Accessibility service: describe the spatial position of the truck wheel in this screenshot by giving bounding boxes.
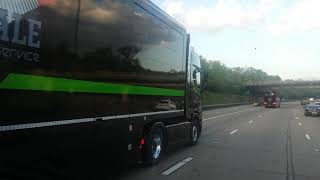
[189,121,200,145]
[143,127,164,165]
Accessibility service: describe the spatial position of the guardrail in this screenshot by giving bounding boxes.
[203,102,252,111]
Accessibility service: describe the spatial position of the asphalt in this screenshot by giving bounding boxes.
[111,102,320,180]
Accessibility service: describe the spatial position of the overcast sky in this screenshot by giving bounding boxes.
[151,0,320,80]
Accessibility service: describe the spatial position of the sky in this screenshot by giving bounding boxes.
[150,0,320,80]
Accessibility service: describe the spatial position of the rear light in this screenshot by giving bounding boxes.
[139,138,145,149]
[272,102,276,105]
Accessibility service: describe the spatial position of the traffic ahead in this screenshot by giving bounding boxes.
[105,102,320,180]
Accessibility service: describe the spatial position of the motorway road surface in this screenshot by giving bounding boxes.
[109,102,320,180]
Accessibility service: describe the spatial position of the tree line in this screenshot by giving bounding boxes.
[200,56,282,95]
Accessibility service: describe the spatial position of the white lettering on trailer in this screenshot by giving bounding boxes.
[12,13,27,46]
[28,18,41,48]
[0,46,40,62]
[0,9,41,49]
[0,9,9,42]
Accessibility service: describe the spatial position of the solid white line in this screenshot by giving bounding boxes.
[203,108,253,122]
[166,122,191,128]
[305,134,311,140]
[249,120,253,124]
[0,110,184,132]
[129,110,184,118]
[0,118,95,132]
[230,129,239,135]
[298,122,302,126]
[161,157,193,176]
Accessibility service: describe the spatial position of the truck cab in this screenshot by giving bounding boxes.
[186,46,207,141]
[264,92,281,108]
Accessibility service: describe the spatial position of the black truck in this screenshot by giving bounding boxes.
[0,0,206,178]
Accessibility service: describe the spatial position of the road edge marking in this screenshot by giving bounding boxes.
[204,108,254,122]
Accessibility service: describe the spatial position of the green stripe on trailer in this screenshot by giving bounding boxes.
[0,73,184,97]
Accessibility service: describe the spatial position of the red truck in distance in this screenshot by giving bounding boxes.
[264,92,281,108]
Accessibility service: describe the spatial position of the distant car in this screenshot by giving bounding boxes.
[304,103,320,116]
[301,99,309,105]
[155,100,177,111]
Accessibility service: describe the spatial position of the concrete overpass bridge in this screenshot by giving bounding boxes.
[246,80,320,89]
[245,80,320,101]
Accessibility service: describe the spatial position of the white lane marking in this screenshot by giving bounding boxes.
[258,115,262,118]
[161,157,193,176]
[230,129,239,135]
[314,149,319,152]
[305,134,311,140]
[295,117,299,120]
[298,122,302,126]
[204,108,253,121]
[0,110,184,132]
[248,120,253,124]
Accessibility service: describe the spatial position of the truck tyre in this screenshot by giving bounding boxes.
[189,121,200,145]
[143,127,164,165]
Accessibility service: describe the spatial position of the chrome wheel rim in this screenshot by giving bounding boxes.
[192,125,198,142]
[152,135,162,159]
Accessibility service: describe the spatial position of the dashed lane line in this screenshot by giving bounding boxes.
[249,120,253,124]
[305,134,311,140]
[161,157,193,176]
[230,129,239,135]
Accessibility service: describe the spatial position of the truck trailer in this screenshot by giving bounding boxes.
[0,0,206,178]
